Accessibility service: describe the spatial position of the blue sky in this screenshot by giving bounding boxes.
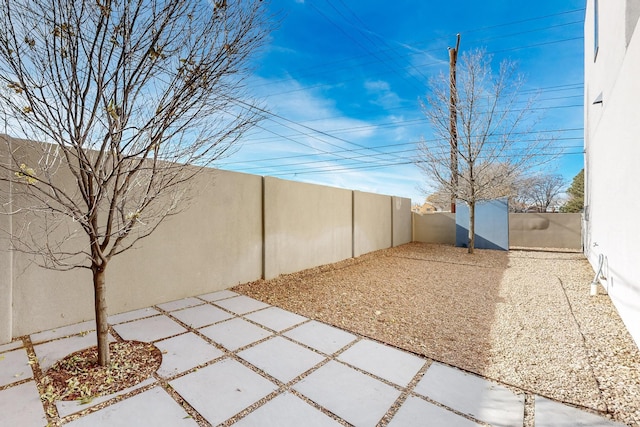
[218,0,586,204]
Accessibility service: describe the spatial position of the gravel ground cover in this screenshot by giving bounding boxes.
[234,242,640,426]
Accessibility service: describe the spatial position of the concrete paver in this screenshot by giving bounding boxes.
[338,339,425,387]
[30,320,95,344]
[56,378,156,418]
[284,320,357,355]
[294,360,402,427]
[232,392,342,427]
[0,340,23,352]
[0,348,33,387]
[198,289,239,302]
[64,386,196,427]
[0,294,625,427]
[112,315,186,342]
[213,295,270,315]
[415,362,524,427]
[170,358,277,426]
[170,304,234,328]
[108,307,160,325]
[535,396,627,427]
[243,306,307,331]
[156,297,204,312]
[0,381,47,426]
[34,333,114,371]
[155,332,224,378]
[387,396,482,427]
[238,336,325,383]
[199,317,272,351]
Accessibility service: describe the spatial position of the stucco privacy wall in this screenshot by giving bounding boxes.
[353,191,392,257]
[106,168,264,316]
[3,136,95,338]
[455,199,509,251]
[6,137,263,337]
[263,176,353,280]
[412,212,582,249]
[0,137,412,342]
[584,0,640,346]
[509,213,582,249]
[0,137,12,342]
[413,212,456,245]
[392,197,412,247]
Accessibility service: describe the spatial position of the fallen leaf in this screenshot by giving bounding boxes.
[77,395,94,405]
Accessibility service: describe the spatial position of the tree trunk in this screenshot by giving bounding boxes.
[92,265,110,366]
[468,201,475,254]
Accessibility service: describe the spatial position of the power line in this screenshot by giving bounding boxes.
[220,133,584,171]
[233,7,587,180]
[253,8,584,94]
[237,101,583,148]
[220,145,583,174]
[259,35,584,100]
[255,151,584,177]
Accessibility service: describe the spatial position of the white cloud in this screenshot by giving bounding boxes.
[218,75,424,203]
[364,80,390,92]
[363,79,403,109]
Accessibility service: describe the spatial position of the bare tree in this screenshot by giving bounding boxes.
[426,191,451,212]
[0,0,270,365]
[417,49,555,253]
[514,173,565,212]
[424,165,521,213]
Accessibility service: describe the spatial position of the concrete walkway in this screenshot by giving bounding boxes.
[0,291,625,426]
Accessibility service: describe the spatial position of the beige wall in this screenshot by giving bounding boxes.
[0,137,412,342]
[392,197,412,247]
[9,168,264,338]
[413,212,582,250]
[413,212,456,245]
[509,213,582,249]
[263,177,353,280]
[353,191,392,257]
[0,136,12,342]
[107,169,264,314]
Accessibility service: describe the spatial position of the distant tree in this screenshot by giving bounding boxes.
[426,167,518,212]
[417,49,555,253]
[426,191,451,211]
[561,169,584,213]
[0,0,270,366]
[515,173,565,212]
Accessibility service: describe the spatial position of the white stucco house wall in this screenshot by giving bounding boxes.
[584,0,640,347]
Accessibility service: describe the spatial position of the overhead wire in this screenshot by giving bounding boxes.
[258,35,584,99]
[220,135,585,172]
[250,8,585,93]
[220,6,586,178]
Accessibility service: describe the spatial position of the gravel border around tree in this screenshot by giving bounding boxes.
[234,242,640,426]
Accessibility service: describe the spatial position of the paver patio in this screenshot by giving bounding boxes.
[0,291,626,426]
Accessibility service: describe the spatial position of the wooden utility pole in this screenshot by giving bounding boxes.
[448,34,460,213]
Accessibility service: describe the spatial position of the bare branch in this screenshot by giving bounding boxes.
[417,48,562,251]
[0,0,271,365]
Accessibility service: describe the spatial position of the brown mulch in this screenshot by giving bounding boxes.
[234,242,640,426]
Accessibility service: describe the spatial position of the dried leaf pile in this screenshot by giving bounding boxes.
[40,341,161,403]
[234,242,640,426]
